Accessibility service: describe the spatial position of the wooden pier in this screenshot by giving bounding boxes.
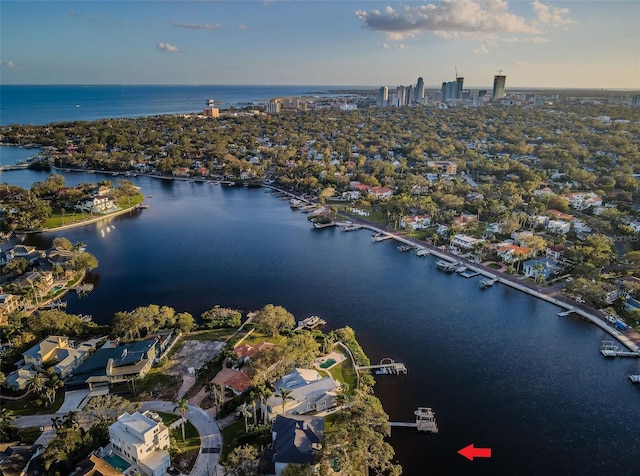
[390,407,438,433]
[357,358,407,375]
[341,224,362,232]
[415,248,430,257]
[295,315,327,331]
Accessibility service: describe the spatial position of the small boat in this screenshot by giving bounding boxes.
[207,98,215,106]
[397,245,414,252]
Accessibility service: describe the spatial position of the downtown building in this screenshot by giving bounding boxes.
[492,74,507,101]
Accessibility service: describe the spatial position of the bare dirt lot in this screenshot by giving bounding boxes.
[165,340,225,376]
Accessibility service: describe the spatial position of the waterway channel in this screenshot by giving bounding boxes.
[3,164,640,475]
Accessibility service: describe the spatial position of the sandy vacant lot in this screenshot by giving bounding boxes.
[165,340,225,376]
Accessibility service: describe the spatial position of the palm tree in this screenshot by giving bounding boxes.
[174,398,189,441]
[278,387,294,415]
[26,372,46,396]
[204,383,223,418]
[239,402,252,432]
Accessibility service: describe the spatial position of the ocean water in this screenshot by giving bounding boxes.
[0,84,368,126]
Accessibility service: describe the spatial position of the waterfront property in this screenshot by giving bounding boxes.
[265,368,340,420]
[65,338,157,390]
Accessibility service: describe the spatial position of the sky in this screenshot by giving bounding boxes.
[1,0,639,89]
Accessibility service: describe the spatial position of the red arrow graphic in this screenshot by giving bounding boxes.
[458,443,492,461]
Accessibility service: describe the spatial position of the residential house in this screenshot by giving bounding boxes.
[453,214,478,228]
[172,167,190,177]
[523,257,561,280]
[65,338,157,390]
[14,271,55,298]
[486,223,503,234]
[341,190,360,200]
[3,368,37,391]
[0,293,23,323]
[546,244,566,261]
[547,220,571,234]
[234,341,275,365]
[426,160,457,174]
[497,244,534,264]
[465,192,484,202]
[21,335,98,378]
[265,368,340,420]
[76,195,114,213]
[0,244,45,266]
[566,192,602,210]
[0,445,43,476]
[267,415,324,476]
[451,234,482,250]
[72,454,124,476]
[401,215,432,230]
[108,411,171,476]
[368,187,393,199]
[547,209,574,222]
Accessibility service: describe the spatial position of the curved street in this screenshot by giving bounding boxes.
[13,399,224,476]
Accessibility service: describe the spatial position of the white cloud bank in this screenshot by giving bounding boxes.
[173,22,221,30]
[356,0,576,52]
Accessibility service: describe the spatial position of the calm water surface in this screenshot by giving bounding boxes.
[3,170,639,475]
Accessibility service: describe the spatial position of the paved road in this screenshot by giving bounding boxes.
[140,401,223,476]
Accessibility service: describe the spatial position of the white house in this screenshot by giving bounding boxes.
[76,195,115,213]
[566,192,602,210]
[265,368,340,420]
[401,215,432,230]
[523,257,561,280]
[108,411,171,476]
[451,234,482,250]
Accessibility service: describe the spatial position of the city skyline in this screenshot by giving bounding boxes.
[1,1,639,89]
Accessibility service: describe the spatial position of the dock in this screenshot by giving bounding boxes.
[357,358,407,375]
[390,407,438,433]
[295,315,327,330]
[557,308,575,317]
[397,245,415,252]
[436,260,459,272]
[480,277,499,288]
[600,341,639,358]
[372,232,393,242]
[415,248,430,257]
[313,221,336,229]
[341,224,362,232]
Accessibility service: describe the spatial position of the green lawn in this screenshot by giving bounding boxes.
[219,418,270,464]
[329,353,357,395]
[186,328,239,342]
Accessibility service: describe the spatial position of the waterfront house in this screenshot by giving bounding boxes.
[401,215,432,230]
[497,244,534,264]
[65,338,157,390]
[451,234,482,251]
[523,258,561,281]
[265,415,324,476]
[234,341,275,365]
[21,334,99,378]
[14,271,55,298]
[0,244,45,266]
[265,368,339,420]
[546,244,566,261]
[108,411,171,476]
[75,195,115,214]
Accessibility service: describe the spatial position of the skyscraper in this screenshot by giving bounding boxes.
[415,77,425,103]
[492,74,507,101]
[456,76,464,99]
[377,86,388,107]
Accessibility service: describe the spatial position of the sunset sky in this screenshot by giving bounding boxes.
[1,1,638,89]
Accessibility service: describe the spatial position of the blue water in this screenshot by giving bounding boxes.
[2,87,640,475]
[4,173,639,476]
[0,84,367,126]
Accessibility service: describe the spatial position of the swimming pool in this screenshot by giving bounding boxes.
[102,452,132,472]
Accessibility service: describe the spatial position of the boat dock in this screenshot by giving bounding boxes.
[357,358,407,375]
[600,341,639,358]
[480,277,499,288]
[372,232,394,242]
[389,407,438,433]
[415,248,430,257]
[313,221,336,229]
[295,315,327,330]
[341,224,362,232]
[557,308,576,317]
[397,245,415,252]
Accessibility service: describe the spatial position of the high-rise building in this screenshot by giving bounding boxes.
[456,76,464,99]
[377,87,388,107]
[492,74,507,101]
[415,77,425,103]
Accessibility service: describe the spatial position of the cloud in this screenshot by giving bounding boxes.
[156,42,181,53]
[237,24,247,30]
[502,36,550,44]
[173,22,220,30]
[532,1,576,29]
[380,43,407,49]
[357,0,576,51]
[1,60,18,71]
